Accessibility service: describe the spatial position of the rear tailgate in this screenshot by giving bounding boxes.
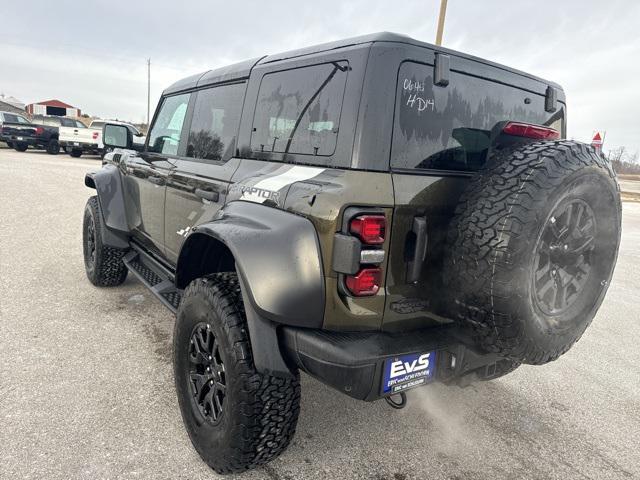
[1,123,39,140]
[59,126,100,145]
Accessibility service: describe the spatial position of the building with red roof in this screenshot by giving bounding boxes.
[26,99,81,117]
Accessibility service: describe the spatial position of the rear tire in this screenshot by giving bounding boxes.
[14,143,27,152]
[6,141,13,148]
[445,141,621,365]
[46,139,60,155]
[83,196,128,287]
[70,148,82,158]
[174,273,301,474]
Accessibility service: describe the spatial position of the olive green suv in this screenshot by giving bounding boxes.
[82,32,621,474]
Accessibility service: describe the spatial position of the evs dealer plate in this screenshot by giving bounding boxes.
[382,351,436,395]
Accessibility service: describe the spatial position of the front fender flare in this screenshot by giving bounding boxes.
[85,165,129,249]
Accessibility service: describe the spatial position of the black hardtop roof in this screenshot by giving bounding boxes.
[163,31,561,95]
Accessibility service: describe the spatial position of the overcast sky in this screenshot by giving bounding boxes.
[1,0,638,153]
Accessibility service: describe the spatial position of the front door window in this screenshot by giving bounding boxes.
[147,93,190,156]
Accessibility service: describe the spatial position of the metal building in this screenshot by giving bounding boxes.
[26,99,81,117]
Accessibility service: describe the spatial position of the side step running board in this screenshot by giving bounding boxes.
[122,247,183,313]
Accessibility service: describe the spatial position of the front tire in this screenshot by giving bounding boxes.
[14,143,27,152]
[83,196,128,286]
[174,273,301,474]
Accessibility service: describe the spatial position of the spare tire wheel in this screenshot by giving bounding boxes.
[445,141,621,365]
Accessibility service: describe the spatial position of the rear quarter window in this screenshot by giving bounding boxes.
[250,61,348,162]
[391,61,562,173]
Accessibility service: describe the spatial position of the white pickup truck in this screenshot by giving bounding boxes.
[89,120,145,156]
[37,115,102,158]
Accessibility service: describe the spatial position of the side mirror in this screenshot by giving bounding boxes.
[103,124,132,149]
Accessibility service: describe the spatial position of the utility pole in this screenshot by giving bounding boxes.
[147,58,151,128]
[435,0,448,46]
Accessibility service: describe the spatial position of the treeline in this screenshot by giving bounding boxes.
[606,147,640,175]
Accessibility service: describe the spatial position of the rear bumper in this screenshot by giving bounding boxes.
[280,326,504,401]
[6,136,43,147]
[60,140,99,151]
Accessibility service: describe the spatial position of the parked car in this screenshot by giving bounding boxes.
[0,110,31,148]
[1,113,60,153]
[89,119,145,156]
[81,32,621,474]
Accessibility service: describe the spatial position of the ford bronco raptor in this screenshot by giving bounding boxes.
[82,33,621,474]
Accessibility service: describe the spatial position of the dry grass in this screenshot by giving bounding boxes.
[618,174,640,181]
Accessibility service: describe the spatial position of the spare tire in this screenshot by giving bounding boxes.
[445,141,621,365]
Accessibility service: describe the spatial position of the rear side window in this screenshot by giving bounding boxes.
[251,61,348,158]
[41,117,61,126]
[391,61,557,172]
[186,83,245,162]
[4,113,28,124]
[60,118,76,127]
[148,93,190,155]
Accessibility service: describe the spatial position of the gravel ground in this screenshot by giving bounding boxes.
[1,149,639,480]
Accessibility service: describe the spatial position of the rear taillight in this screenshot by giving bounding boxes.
[502,122,560,140]
[349,215,386,245]
[35,126,44,135]
[345,267,381,296]
[92,132,99,140]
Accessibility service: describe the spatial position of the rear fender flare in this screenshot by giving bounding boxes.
[175,201,326,377]
[176,201,325,328]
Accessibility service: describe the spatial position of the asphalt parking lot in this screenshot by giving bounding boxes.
[1,148,639,480]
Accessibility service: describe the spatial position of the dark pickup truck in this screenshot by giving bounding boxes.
[1,113,60,154]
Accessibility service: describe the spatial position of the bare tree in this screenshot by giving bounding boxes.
[607,146,640,175]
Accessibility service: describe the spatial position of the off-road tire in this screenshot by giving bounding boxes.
[445,141,621,365]
[14,143,28,152]
[46,139,60,155]
[174,273,301,474]
[69,148,82,158]
[6,141,13,148]
[82,196,128,286]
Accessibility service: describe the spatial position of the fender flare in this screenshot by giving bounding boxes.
[85,165,129,249]
[176,201,326,377]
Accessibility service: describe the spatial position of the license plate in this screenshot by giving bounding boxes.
[382,351,436,395]
[73,142,80,146]
[17,136,23,140]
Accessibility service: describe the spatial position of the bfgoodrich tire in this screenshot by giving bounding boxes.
[82,196,128,287]
[174,273,301,474]
[445,141,621,365]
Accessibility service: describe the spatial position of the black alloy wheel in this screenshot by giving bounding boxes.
[85,211,97,273]
[532,199,596,316]
[188,322,226,424]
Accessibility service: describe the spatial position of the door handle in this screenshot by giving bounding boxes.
[406,216,428,284]
[148,176,165,186]
[195,188,219,202]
